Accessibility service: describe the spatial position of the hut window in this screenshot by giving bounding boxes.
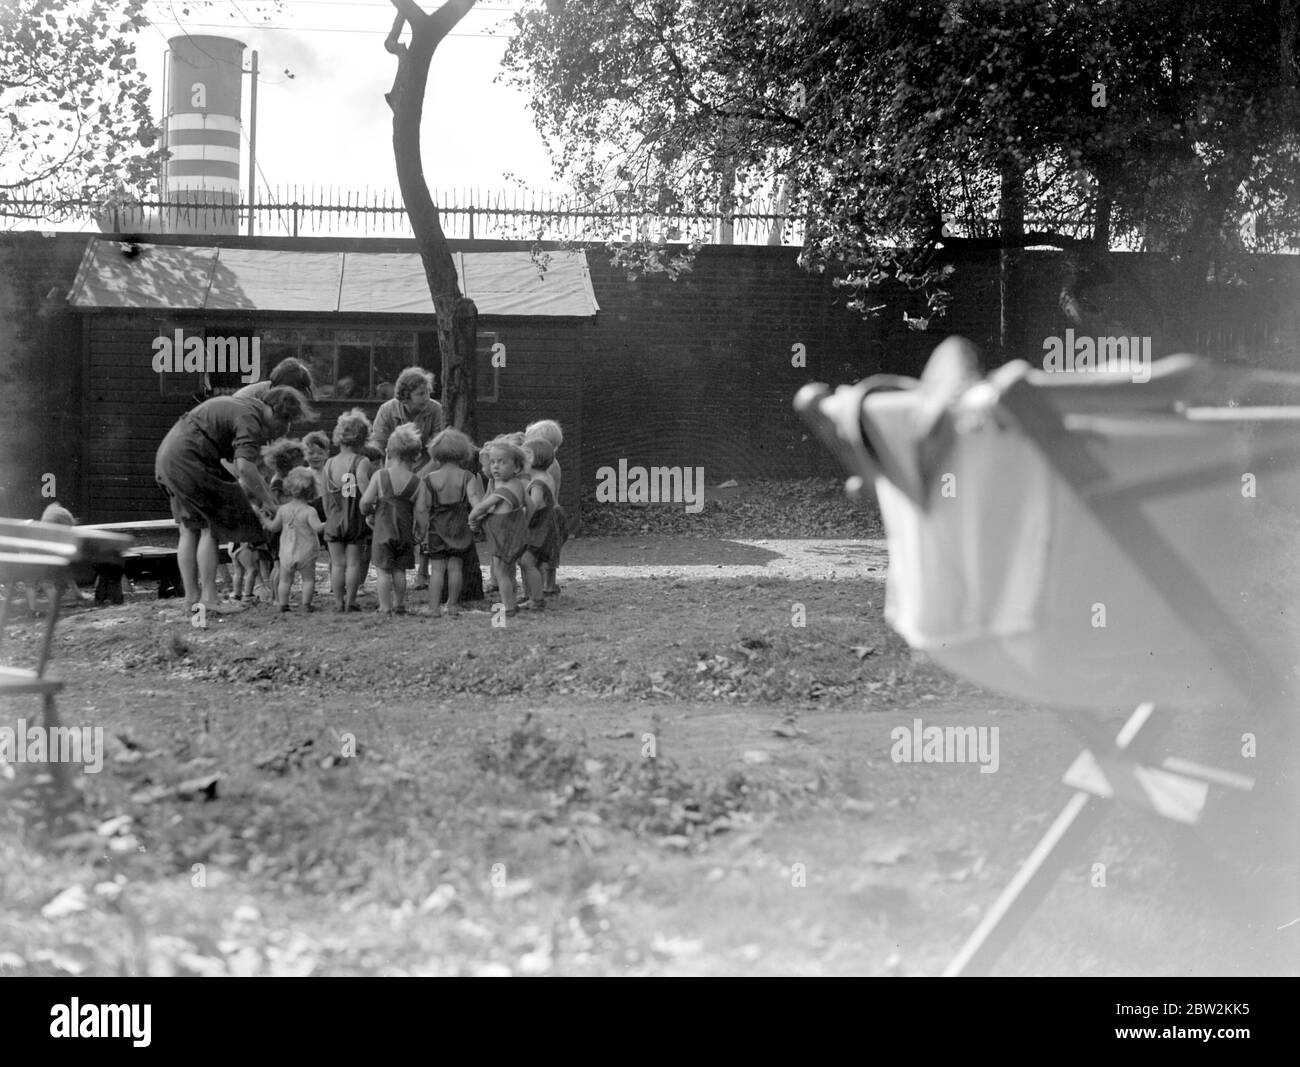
[252,327,418,399]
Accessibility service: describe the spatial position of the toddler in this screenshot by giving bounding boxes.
[414,428,482,618]
[360,422,421,615]
[26,503,89,614]
[468,439,529,616]
[259,466,325,611]
[525,419,567,595]
[303,431,331,522]
[518,437,561,611]
[323,409,374,612]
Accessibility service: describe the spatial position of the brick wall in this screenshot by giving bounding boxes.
[3,232,1298,522]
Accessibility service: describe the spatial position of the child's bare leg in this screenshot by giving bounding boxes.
[445,557,463,616]
[495,558,517,612]
[301,567,316,608]
[376,568,393,613]
[427,558,446,611]
[277,565,294,608]
[328,542,346,608]
[520,551,544,605]
[345,544,365,607]
[392,567,407,611]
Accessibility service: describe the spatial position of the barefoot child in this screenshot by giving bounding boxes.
[259,438,307,603]
[259,467,325,611]
[468,439,529,616]
[525,419,567,595]
[323,409,373,612]
[360,422,421,615]
[414,428,482,618]
[518,436,561,612]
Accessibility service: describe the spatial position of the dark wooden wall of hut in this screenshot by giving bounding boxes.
[79,311,584,522]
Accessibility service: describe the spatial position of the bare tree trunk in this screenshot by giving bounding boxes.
[386,0,484,603]
[998,160,1025,361]
[385,0,480,443]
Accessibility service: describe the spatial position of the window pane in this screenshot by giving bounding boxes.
[299,341,336,396]
[372,344,410,398]
[336,345,369,400]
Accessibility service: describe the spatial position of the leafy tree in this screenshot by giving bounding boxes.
[0,0,160,222]
[504,0,1300,355]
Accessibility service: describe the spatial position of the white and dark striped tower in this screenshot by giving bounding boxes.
[163,35,245,235]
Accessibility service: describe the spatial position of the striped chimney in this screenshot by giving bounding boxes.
[164,35,245,235]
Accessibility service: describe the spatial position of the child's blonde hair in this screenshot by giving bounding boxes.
[333,408,371,449]
[485,439,527,476]
[386,422,424,463]
[504,431,526,446]
[281,467,317,501]
[303,430,330,453]
[522,436,555,470]
[525,419,563,450]
[428,427,476,464]
[40,503,76,526]
[262,438,307,477]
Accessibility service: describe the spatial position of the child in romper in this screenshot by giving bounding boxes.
[414,428,482,618]
[323,409,374,612]
[468,439,529,616]
[259,467,325,611]
[525,419,567,596]
[518,436,561,612]
[360,422,421,615]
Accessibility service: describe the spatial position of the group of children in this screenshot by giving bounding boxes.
[233,412,567,617]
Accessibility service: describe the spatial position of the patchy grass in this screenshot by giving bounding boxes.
[1,559,1296,977]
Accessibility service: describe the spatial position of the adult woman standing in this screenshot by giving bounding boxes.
[155,386,316,614]
[368,366,444,459]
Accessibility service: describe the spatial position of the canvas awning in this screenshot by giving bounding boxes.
[67,240,600,317]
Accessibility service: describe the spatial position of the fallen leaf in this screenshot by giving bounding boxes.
[41,885,89,919]
[95,815,133,837]
[863,840,912,866]
[176,773,221,801]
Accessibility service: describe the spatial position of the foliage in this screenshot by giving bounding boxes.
[503,0,1300,327]
[0,0,160,221]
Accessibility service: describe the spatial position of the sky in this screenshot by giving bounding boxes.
[44,0,564,233]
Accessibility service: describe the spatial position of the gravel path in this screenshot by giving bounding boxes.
[558,536,889,581]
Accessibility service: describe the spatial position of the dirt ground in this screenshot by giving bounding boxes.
[1,533,1296,977]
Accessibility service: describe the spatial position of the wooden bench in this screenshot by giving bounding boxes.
[79,520,229,602]
[0,519,132,791]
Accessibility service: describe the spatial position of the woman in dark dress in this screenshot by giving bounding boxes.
[155,386,315,614]
[233,357,315,403]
